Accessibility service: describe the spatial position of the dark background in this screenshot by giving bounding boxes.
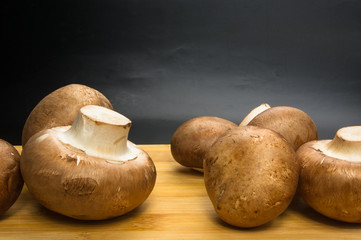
[3,0,361,145]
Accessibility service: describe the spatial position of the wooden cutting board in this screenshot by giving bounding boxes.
[1,145,360,239]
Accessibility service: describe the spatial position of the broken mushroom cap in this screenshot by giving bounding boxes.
[22,83,113,146]
[241,104,318,150]
[0,139,23,214]
[296,126,361,223]
[171,116,237,170]
[20,105,156,220]
[204,125,299,228]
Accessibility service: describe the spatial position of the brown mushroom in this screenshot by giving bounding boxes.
[240,104,318,150]
[20,105,156,220]
[0,139,23,214]
[296,126,361,223]
[22,84,113,146]
[204,125,299,228]
[171,116,237,171]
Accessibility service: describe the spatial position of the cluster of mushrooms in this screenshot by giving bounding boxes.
[0,83,360,227]
[171,103,360,227]
[1,84,156,220]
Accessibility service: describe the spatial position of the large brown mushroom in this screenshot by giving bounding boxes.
[171,116,237,171]
[20,105,156,220]
[296,126,361,223]
[204,125,299,228]
[0,139,23,214]
[22,84,113,146]
[240,104,318,150]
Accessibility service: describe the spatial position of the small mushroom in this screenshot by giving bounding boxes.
[0,139,23,214]
[296,126,361,223]
[171,116,237,171]
[20,105,156,220]
[240,104,318,150]
[204,125,299,228]
[22,84,113,146]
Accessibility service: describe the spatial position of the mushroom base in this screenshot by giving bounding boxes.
[21,128,156,220]
[297,141,361,223]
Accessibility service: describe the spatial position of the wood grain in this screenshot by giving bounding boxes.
[1,145,360,239]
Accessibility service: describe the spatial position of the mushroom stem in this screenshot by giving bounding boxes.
[323,126,361,163]
[59,105,137,161]
[240,103,271,126]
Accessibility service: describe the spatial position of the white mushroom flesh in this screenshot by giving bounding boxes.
[59,105,138,161]
[240,103,271,126]
[312,126,361,162]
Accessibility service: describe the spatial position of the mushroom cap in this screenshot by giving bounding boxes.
[204,125,299,228]
[296,126,361,223]
[22,84,113,146]
[247,106,318,150]
[0,139,23,214]
[171,116,237,169]
[20,127,156,220]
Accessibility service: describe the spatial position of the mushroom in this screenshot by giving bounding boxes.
[296,126,361,223]
[204,125,299,228]
[22,84,113,146]
[0,139,23,214]
[240,104,318,150]
[20,105,156,220]
[171,116,237,171]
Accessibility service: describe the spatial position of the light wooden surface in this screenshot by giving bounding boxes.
[1,145,360,239]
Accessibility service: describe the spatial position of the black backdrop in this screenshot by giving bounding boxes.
[4,0,361,145]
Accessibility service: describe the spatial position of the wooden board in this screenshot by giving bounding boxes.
[1,145,360,239]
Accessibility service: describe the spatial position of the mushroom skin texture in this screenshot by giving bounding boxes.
[171,116,237,170]
[22,84,113,146]
[240,105,318,150]
[20,105,156,220]
[204,126,299,228]
[0,139,23,214]
[296,126,361,223]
